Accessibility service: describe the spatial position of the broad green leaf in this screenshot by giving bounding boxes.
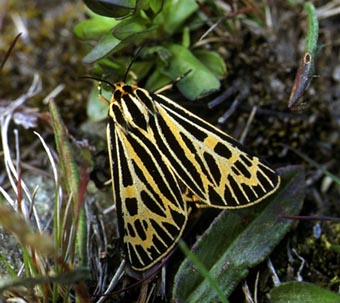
[178,240,229,303]
[162,44,220,100]
[73,17,118,40]
[83,0,136,18]
[145,68,172,92]
[155,0,203,34]
[112,16,148,40]
[82,30,120,63]
[173,166,305,303]
[109,25,158,55]
[126,60,153,81]
[94,56,127,74]
[269,282,340,303]
[193,50,227,79]
[149,0,164,14]
[87,83,111,122]
[88,19,157,59]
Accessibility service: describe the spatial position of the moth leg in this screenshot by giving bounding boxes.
[97,82,111,105]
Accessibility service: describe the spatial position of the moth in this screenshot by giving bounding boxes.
[99,81,280,272]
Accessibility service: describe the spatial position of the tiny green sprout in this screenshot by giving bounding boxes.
[288,2,319,111]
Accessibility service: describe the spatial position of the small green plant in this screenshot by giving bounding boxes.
[288,2,319,110]
[0,90,91,301]
[74,0,227,105]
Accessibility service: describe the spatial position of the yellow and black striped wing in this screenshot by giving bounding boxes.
[106,85,187,271]
[136,87,281,208]
[105,82,280,271]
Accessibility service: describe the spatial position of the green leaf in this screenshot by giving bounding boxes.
[82,30,120,63]
[193,50,227,79]
[83,19,157,63]
[73,16,118,40]
[269,282,340,303]
[83,0,136,18]
[149,0,164,14]
[178,240,229,303]
[304,2,319,56]
[110,25,158,55]
[49,100,88,266]
[155,0,203,34]
[145,68,172,92]
[87,83,111,122]
[112,16,148,40]
[173,166,305,303]
[126,60,153,81]
[162,44,221,100]
[288,2,319,110]
[49,100,80,208]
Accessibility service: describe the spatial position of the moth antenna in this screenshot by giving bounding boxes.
[123,46,144,82]
[80,76,115,89]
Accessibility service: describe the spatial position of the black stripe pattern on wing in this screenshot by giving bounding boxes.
[106,82,280,271]
[149,89,280,208]
[107,86,187,270]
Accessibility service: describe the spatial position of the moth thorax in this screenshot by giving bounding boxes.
[116,96,151,130]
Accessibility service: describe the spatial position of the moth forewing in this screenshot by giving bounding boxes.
[106,89,187,271]
[141,88,280,208]
[104,82,280,272]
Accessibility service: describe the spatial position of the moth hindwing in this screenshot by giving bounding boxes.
[103,82,280,271]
